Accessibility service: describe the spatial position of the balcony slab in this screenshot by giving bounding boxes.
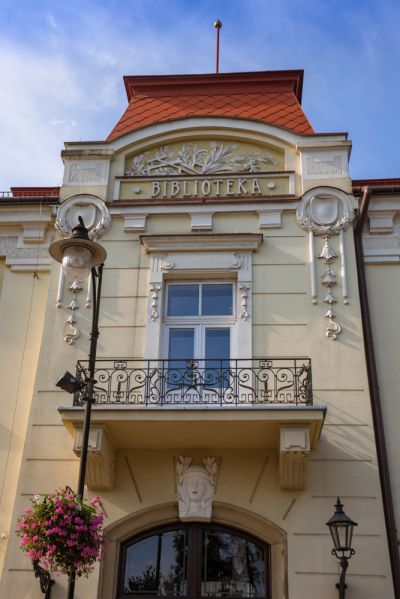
[59,405,326,451]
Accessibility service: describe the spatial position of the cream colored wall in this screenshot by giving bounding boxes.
[365,263,400,542]
[0,205,394,599]
[0,265,49,575]
[0,124,393,598]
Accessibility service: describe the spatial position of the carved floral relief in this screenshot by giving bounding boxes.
[126,141,280,177]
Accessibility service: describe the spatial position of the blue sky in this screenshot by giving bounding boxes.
[1,0,399,189]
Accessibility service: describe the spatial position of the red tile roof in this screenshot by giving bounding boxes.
[107,71,314,141]
[10,187,60,197]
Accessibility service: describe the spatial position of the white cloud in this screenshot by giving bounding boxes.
[46,13,58,31]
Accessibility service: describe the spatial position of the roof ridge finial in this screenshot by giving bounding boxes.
[214,20,222,76]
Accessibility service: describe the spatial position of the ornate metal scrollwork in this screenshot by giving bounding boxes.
[73,358,313,407]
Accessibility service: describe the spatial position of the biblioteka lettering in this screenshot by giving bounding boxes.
[151,176,268,198]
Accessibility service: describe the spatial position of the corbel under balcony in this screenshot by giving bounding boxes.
[279,426,311,490]
[59,405,326,491]
[72,425,115,490]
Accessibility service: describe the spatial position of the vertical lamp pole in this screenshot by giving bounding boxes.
[326,497,357,599]
[49,217,106,599]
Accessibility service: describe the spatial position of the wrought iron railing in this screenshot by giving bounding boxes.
[73,358,312,407]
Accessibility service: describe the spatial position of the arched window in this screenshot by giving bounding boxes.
[118,523,270,598]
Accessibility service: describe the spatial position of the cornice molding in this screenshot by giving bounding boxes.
[0,205,53,271]
[140,233,263,253]
[109,201,295,233]
[0,204,53,243]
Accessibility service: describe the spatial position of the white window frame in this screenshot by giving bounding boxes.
[141,234,262,361]
[163,281,236,361]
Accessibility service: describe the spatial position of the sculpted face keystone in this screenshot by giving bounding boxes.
[176,457,217,522]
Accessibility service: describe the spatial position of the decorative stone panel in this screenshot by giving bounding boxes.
[63,160,110,186]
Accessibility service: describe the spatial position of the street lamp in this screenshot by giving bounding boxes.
[326,497,358,599]
[49,216,106,599]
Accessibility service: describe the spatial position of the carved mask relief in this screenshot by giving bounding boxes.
[176,456,217,522]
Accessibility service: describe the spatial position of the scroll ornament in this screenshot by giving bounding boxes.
[149,284,161,321]
[318,237,341,340]
[297,187,355,341]
[64,280,83,345]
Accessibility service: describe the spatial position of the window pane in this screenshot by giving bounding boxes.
[168,329,195,360]
[202,284,233,315]
[167,285,199,316]
[205,329,230,360]
[123,529,187,596]
[167,329,195,390]
[205,329,230,388]
[201,530,266,598]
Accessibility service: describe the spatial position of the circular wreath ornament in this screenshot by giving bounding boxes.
[55,195,111,240]
[296,186,355,235]
[17,488,105,578]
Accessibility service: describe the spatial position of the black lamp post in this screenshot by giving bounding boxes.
[326,497,358,599]
[49,216,106,599]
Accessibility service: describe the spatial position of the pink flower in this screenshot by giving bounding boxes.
[17,487,105,578]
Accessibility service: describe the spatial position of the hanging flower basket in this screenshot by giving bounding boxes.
[17,487,106,578]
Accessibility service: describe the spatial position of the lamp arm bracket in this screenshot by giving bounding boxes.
[32,560,55,598]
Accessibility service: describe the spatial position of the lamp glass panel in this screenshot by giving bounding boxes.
[62,246,92,282]
[346,524,354,549]
[337,523,349,549]
[329,524,340,550]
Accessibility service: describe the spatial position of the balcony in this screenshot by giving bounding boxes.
[73,358,313,407]
[59,357,326,491]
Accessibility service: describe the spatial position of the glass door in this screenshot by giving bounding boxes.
[204,328,230,389]
[163,282,234,404]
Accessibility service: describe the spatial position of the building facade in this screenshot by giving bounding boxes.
[0,70,399,598]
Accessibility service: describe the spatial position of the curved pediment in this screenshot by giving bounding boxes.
[111,123,293,201]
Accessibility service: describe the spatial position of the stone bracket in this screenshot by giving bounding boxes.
[190,212,213,230]
[368,210,396,234]
[73,426,115,490]
[279,426,310,490]
[258,209,282,229]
